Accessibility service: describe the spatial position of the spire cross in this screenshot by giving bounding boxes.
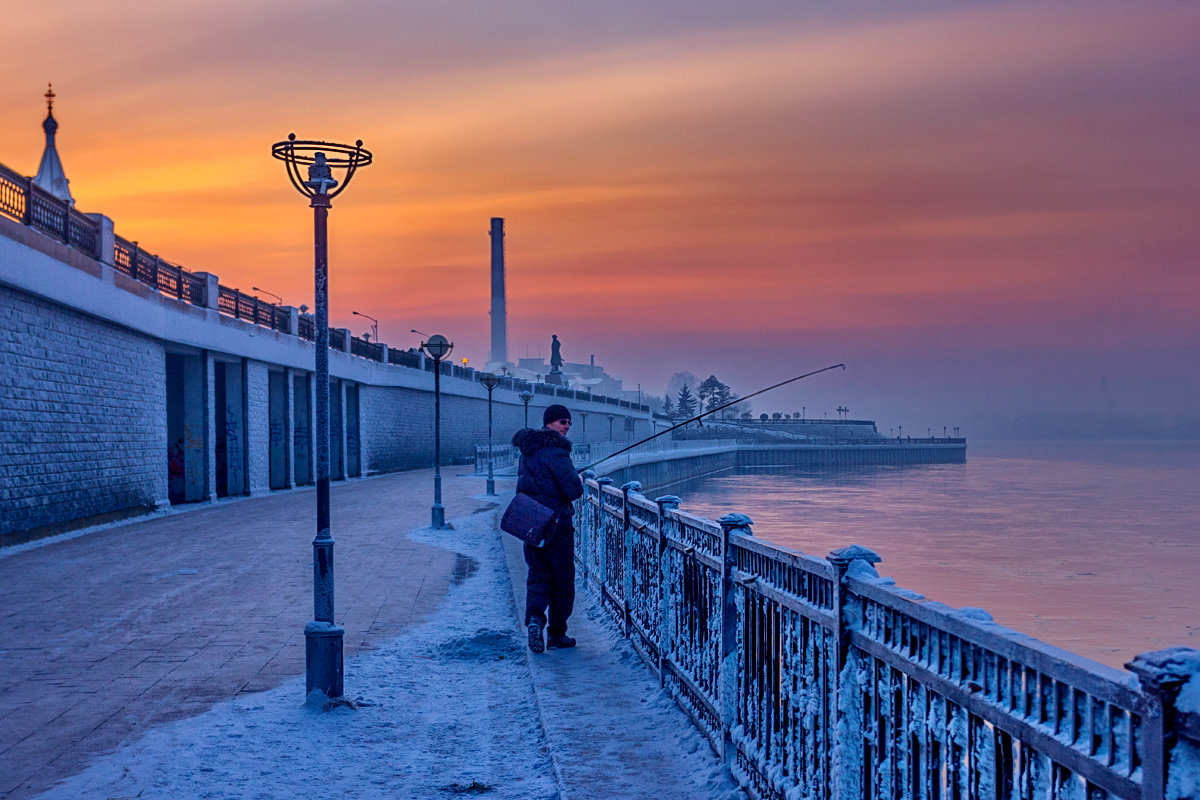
[44,83,55,112]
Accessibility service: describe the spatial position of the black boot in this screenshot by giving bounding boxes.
[546,634,576,649]
[527,619,545,653]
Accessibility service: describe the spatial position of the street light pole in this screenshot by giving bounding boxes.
[352,310,378,341]
[519,389,533,429]
[421,334,453,528]
[272,133,371,701]
[252,286,283,304]
[480,373,500,496]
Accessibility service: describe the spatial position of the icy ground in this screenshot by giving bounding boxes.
[35,500,741,799]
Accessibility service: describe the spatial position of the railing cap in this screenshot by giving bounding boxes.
[827,543,882,566]
[655,495,682,509]
[717,512,753,532]
[620,480,642,494]
[1126,646,1200,693]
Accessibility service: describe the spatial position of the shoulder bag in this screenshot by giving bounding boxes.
[500,492,557,547]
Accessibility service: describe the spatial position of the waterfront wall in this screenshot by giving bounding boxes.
[0,284,168,534]
[576,477,1200,800]
[0,203,652,542]
[593,441,967,494]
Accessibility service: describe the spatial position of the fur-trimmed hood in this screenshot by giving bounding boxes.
[512,427,573,457]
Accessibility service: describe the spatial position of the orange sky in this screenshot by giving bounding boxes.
[2,1,1197,432]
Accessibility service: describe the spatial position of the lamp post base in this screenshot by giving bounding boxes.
[431,503,445,529]
[486,478,496,496]
[305,620,345,700]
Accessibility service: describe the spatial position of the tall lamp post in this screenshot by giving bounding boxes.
[480,373,500,495]
[421,334,453,528]
[518,389,533,428]
[352,310,378,341]
[271,133,372,700]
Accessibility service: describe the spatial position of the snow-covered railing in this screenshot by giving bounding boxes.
[473,442,596,474]
[576,475,1200,800]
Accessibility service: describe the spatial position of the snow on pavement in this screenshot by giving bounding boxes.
[35,498,741,799]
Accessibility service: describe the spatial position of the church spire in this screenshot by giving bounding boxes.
[34,83,74,206]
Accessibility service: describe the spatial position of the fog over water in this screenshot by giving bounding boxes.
[670,440,1200,670]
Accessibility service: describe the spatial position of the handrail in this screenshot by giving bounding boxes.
[576,476,1199,800]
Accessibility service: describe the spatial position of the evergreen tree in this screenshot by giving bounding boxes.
[662,393,674,418]
[676,384,697,418]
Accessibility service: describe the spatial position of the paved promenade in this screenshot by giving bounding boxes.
[0,469,477,799]
[1,469,736,799]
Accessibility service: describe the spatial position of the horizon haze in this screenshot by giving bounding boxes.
[2,0,1197,437]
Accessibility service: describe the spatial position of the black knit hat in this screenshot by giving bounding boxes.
[543,404,571,426]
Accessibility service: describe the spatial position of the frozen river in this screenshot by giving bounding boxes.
[671,440,1200,670]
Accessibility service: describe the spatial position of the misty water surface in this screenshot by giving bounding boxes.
[671,440,1200,670]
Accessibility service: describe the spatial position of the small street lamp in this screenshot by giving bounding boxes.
[352,310,378,341]
[480,373,500,496]
[271,132,372,701]
[421,334,453,529]
[252,286,283,304]
[608,414,615,441]
[518,389,534,428]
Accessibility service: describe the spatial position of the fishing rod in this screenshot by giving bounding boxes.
[575,362,846,474]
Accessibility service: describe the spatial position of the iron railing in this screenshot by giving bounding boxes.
[0,162,99,256]
[474,442,595,474]
[576,477,1199,800]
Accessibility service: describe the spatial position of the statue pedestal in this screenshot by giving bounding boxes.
[545,371,565,386]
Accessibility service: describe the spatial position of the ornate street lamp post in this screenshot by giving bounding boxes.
[480,373,500,496]
[271,133,372,700]
[421,334,453,528]
[518,389,533,429]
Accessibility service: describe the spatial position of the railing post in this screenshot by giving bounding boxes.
[1127,647,1200,800]
[595,477,614,595]
[654,494,681,687]
[578,471,596,583]
[826,543,882,798]
[84,213,114,265]
[717,512,754,769]
[22,177,33,225]
[620,481,641,637]
[193,272,220,310]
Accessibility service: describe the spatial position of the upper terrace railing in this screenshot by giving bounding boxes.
[0,159,651,411]
[576,477,1199,800]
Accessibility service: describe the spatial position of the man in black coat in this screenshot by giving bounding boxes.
[512,403,584,653]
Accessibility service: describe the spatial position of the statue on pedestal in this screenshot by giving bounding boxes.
[546,334,565,385]
[550,334,563,373]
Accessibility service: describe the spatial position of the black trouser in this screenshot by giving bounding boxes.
[523,518,575,638]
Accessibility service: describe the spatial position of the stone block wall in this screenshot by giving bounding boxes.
[0,285,167,539]
[359,385,553,474]
[245,360,271,496]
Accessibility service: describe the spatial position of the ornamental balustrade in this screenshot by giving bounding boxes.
[576,476,1199,800]
[0,157,653,411]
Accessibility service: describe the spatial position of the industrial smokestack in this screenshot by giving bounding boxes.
[489,217,507,366]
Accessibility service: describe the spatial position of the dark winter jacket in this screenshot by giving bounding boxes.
[512,428,584,518]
